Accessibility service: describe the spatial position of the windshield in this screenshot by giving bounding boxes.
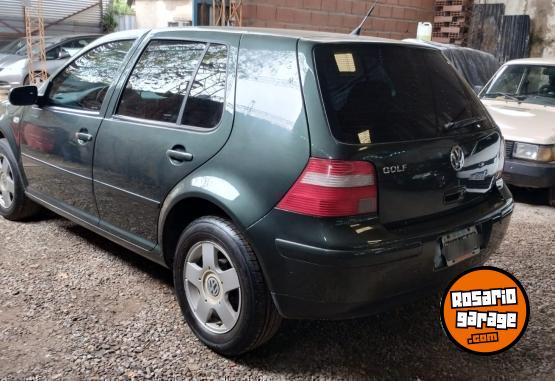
[14,39,60,56]
[0,37,61,56]
[0,38,26,54]
[482,64,555,106]
[315,44,489,144]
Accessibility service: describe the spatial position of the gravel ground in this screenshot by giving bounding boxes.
[1,191,553,380]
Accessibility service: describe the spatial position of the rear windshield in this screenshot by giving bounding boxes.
[314,44,488,144]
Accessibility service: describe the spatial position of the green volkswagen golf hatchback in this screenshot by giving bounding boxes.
[0,28,513,355]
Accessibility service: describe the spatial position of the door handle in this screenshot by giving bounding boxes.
[76,132,93,144]
[167,148,193,163]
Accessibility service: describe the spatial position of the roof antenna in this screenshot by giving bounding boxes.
[350,0,379,36]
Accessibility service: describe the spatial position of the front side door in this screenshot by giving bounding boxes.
[20,39,135,224]
[93,31,239,249]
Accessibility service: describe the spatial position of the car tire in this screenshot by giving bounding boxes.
[549,187,555,207]
[173,216,282,356]
[0,138,41,220]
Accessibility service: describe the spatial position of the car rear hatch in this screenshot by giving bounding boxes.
[306,41,504,225]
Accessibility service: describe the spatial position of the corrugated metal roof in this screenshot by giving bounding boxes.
[1,0,110,24]
[0,0,110,37]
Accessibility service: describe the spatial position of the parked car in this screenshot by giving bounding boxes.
[0,28,513,356]
[479,58,555,205]
[0,34,100,90]
[403,39,500,92]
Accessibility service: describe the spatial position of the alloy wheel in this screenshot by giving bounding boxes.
[184,241,241,334]
[0,154,15,209]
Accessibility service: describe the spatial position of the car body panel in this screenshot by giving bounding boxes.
[19,107,103,223]
[14,35,145,226]
[247,185,512,318]
[159,33,311,242]
[1,28,514,320]
[481,99,555,145]
[94,30,241,250]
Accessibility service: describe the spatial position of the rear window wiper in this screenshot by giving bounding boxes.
[486,92,527,102]
[444,116,486,131]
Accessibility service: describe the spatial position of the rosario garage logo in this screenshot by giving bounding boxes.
[441,266,530,355]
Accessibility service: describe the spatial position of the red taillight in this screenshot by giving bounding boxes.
[277,158,378,217]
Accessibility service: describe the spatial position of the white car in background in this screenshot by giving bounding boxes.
[480,58,555,206]
[0,34,99,90]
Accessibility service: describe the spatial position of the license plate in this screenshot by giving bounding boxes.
[441,227,480,267]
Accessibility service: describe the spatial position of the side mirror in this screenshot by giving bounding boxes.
[58,49,71,60]
[8,86,38,106]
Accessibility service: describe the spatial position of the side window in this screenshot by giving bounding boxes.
[117,40,206,123]
[48,40,134,111]
[182,44,228,128]
[62,39,92,56]
[45,46,61,60]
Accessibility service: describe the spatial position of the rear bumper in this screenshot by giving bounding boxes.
[503,158,555,188]
[248,187,513,319]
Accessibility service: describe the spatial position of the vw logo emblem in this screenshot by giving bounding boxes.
[206,277,220,297]
[450,145,465,171]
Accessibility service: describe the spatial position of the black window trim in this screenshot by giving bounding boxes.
[112,37,230,132]
[43,38,137,115]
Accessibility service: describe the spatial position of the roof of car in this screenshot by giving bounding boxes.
[182,26,401,43]
[98,27,417,46]
[504,57,555,65]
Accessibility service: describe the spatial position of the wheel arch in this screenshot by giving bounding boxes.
[158,193,243,269]
[0,124,21,165]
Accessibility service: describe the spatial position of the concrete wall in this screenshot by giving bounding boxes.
[135,0,193,29]
[242,0,436,40]
[476,0,555,57]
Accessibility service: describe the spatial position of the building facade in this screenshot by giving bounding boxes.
[240,0,436,40]
[133,0,436,40]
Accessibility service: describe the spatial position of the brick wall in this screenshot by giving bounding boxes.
[242,0,436,40]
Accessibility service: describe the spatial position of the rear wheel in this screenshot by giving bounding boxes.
[0,139,41,220]
[173,216,281,356]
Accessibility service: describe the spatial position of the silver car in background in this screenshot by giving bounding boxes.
[0,34,100,90]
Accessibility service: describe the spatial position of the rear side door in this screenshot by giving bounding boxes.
[93,31,239,249]
[19,39,136,224]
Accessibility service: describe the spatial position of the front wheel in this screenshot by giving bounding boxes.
[0,139,41,220]
[173,216,281,356]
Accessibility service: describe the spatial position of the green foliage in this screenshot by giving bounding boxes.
[102,0,134,33]
[112,0,134,16]
[102,11,117,33]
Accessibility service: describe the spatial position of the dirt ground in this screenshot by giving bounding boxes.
[1,188,554,380]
